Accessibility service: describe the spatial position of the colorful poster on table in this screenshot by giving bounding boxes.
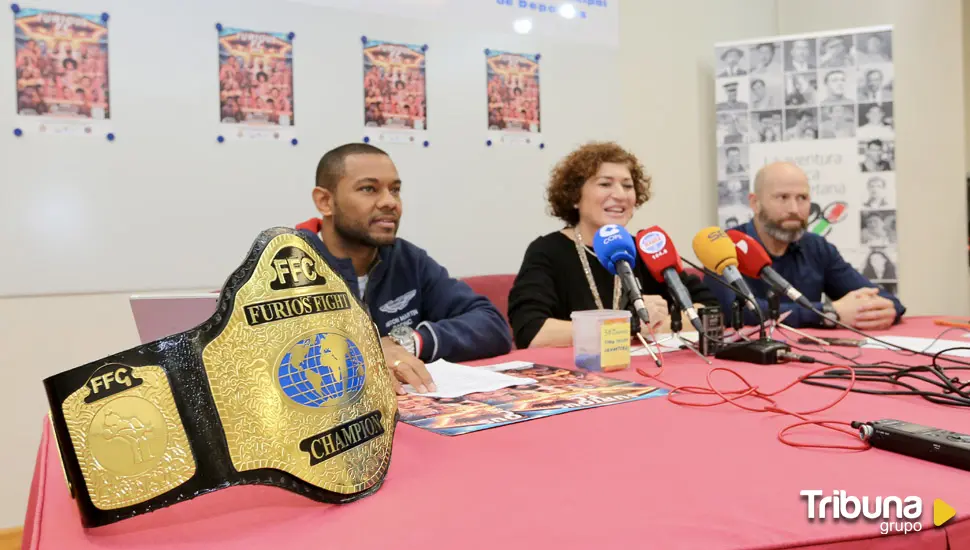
[714,26,899,296]
[13,7,110,137]
[218,26,295,141]
[398,364,666,436]
[362,39,427,145]
[486,49,541,146]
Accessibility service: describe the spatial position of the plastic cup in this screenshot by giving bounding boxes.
[570,309,632,372]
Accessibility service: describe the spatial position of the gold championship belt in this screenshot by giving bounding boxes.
[43,227,398,527]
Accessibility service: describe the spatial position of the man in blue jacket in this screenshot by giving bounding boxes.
[297,143,512,395]
[708,161,905,329]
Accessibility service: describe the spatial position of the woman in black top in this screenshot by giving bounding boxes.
[507,142,718,349]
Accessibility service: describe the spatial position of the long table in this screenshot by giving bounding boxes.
[22,317,970,549]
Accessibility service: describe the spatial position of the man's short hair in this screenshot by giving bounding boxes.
[726,146,740,155]
[315,143,389,190]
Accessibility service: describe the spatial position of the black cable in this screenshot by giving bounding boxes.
[774,326,915,369]
[795,303,970,367]
[681,258,768,340]
[769,325,970,407]
[799,377,970,406]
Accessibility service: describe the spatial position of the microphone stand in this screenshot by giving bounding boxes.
[723,296,761,344]
[682,258,791,365]
[766,288,780,339]
[651,301,712,365]
[765,289,829,346]
[726,296,751,342]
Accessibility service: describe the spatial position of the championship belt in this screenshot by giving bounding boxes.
[43,227,399,527]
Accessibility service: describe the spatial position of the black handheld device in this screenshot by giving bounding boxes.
[853,419,970,472]
[698,305,724,356]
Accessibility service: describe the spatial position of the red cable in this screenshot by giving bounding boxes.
[636,361,870,452]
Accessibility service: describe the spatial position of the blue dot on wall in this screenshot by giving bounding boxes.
[217,135,225,143]
[291,138,298,146]
[539,143,545,149]
[363,136,370,143]
[486,140,493,147]
[361,35,368,44]
[288,31,295,40]
[216,23,223,32]
[100,12,109,23]
[10,4,21,14]
[535,53,542,61]
[423,140,429,147]
[106,133,115,141]
[13,128,23,137]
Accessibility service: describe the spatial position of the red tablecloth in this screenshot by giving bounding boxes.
[23,317,970,549]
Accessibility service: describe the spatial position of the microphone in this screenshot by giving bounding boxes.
[726,230,813,310]
[592,224,651,326]
[689,227,790,365]
[691,227,759,313]
[635,226,703,333]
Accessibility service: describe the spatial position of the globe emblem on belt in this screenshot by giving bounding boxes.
[277,333,366,407]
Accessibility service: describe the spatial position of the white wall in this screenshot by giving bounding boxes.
[0,291,146,527]
[776,0,970,317]
[619,0,779,250]
[965,0,970,172]
[1,0,968,530]
[0,0,621,297]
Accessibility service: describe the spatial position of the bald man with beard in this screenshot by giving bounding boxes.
[705,162,905,329]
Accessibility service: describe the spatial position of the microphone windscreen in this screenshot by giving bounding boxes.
[592,224,637,276]
[691,226,739,275]
[636,226,684,283]
[726,229,772,279]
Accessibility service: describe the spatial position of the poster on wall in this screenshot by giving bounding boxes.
[485,49,542,147]
[12,7,111,137]
[362,39,427,145]
[217,25,295,141]
[713,26,898,295]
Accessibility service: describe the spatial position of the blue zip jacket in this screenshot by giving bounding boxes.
[296,218,513,362]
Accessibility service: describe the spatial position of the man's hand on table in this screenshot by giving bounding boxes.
[832,287,896,331]
[381,336,437,395]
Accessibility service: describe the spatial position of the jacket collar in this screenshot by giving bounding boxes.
[295,217,391,296]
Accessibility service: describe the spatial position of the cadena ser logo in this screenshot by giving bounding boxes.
[801,490,957,535]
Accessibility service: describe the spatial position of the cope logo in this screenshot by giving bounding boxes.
[270,246,327,290]
[638,231,666,255]
[598,224,624,246]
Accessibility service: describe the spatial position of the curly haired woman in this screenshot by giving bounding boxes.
[507,142,718,349]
